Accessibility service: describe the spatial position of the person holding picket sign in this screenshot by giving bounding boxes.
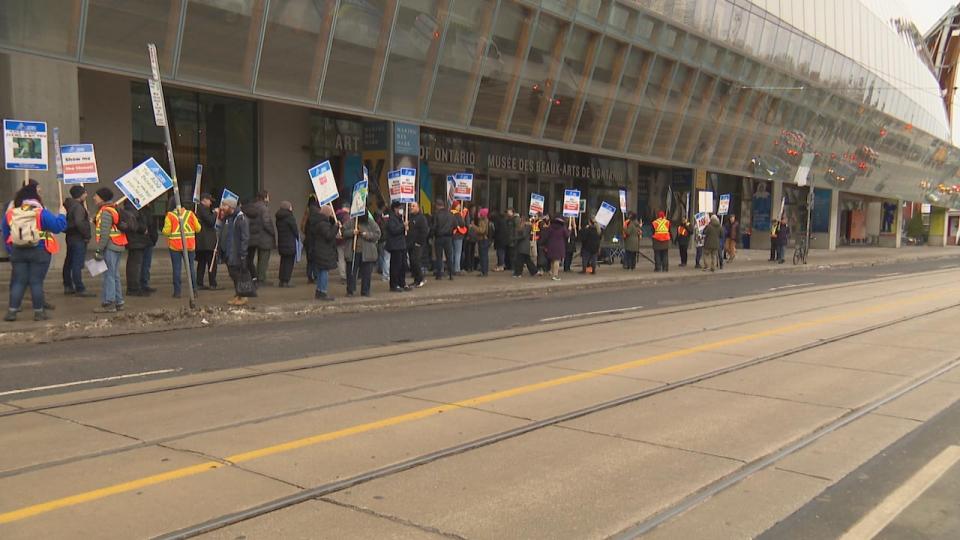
[3,181,66,322]
[343,212,381,297]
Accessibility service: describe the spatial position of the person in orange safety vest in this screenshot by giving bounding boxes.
[162,195,201,299]
[651,210,671,272]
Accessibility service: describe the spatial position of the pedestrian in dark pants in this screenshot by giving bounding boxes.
[703,215,721,272]
[512,217,539,277]
[579,217,601,274]
[651,211,671,272]
[123,200,150,296]
[501,208,517,272]
[275,201,300,287]
[195,193,219,290]
[769,220,780,261]
[473,207,493,276]
[623,213,641,270]
[563,221,577,272]
[217,199,251,306]
[140,214,158,293]
[62,185,93,297]
[385,201,409,291]
[344,213,380,297]
[776,218,790,263]
[3,182,67,321]
[244,191,276,286]
[463,205,477,272]
[407,202,429,286]
[307,204,339,300]
[432,199,455,280]
[302,195,319,283]
[694,225,704,268]
[676,217,691,267]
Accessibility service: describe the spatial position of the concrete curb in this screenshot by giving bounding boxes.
[0,251,955,346]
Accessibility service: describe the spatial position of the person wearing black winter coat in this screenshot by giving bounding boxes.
[307,204,339,300]
[579,220,601,274]
[195,194,219,289]
[275,202,300,287]
[385,201,409,291]
[123,200,151,296]
[406,203,429,287]
[63,186,93,297]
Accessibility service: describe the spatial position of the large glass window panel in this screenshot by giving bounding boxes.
[758,18,777,61]
[607,3,636,36]
[711,0,732,42]
[378,0,447,116]
[322,0,393,109]
[83,0,179,74]
[0,0,80,57]
[728,5,748,50]
[178,0,261,89]
[509,14,567,136]
[603,47,650,150]
[428,0,496,124]
[471,1,532,130]
[256,0,336,100]
[544,26,598,140]
[743,11,764,55]
[572,37,622,145]
[630,56,676,153]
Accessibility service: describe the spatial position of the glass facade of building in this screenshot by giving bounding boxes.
[2,0,959,208]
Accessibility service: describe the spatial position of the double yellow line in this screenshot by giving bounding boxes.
[0,288,951,525]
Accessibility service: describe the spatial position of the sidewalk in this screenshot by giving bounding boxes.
[0,246,957,345]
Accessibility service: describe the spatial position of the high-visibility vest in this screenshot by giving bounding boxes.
[95,205,128,247]
[163,209,200,251]
[4,206,59,254]
[652,218,671,241]
[678,224,689,237]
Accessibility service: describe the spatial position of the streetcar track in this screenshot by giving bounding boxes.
[0,269,947,422]
[150,300,960,540]
[0,273,937,480]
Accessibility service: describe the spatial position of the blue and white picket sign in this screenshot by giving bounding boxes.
[3,119,48,171]
[114,157,174,210]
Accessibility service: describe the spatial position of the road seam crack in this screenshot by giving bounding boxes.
[320,497,467,539]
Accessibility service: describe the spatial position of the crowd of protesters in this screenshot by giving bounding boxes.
[4,179,761,320]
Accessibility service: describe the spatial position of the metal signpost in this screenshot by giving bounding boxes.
[147,43,194,308]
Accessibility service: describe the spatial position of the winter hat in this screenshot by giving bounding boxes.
[478,208,489,219]
[69,185,86,199]
[95,187,114,202]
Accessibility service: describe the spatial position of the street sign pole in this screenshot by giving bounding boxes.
[147,43,195,308]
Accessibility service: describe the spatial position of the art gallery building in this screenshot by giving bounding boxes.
[2,0,959,255]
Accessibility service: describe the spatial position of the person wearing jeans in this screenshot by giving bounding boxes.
[92,187,127,312]
[307,204,339,301]
[3,181,67,321]
[163,196,201,298]
[62,185,92,297]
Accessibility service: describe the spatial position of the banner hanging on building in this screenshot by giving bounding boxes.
[60,144,99,184]
[114,157,174,210]
[563,189,581,218]
[308,160,340,206]
[595,201,617,229]
[3,119,48,171]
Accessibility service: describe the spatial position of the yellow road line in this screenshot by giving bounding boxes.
[0,290,952,525]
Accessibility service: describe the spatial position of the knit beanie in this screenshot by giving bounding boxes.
[96,187,114,202]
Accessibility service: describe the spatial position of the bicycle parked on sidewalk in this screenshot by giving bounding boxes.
[793,234,812,265]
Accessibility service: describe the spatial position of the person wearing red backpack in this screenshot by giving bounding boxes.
[3,181,67,322]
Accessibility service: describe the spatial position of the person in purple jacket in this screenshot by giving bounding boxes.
[3,181,67,321]
[542,217,570,281]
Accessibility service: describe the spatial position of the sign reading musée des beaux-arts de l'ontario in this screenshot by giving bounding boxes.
[419,144,624,183]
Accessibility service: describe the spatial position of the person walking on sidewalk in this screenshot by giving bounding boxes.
[140,210,159,295]
[217,198,251,306]
[62,185,93,297]
[302,195,319,283]
[451,201,467,274]
[407,202,429,287]
[725,215,739,262]
[501,208,518,272]
[563,220,577,273]
[93,187,126,313]
[651,210,671,272]
[385,201,409,292]
[162,195,201,299]
[579,216,601,274]
[776,218,790,264]
[123,199,151,297]
[512,216,539,278]
[473,207,493,277]
[623,213,641,270]
[432,199,455,280]
[675,217,691,267]
[3,181,66,321]
[703,214,721,272]
[244,191,276,286]
[542,217,569,281]
[308,204,339,301]
[195,193,219,290]
[769,219,780,262]
[344,212,380,297]
[694,222,705,269]
[275,201,300,287]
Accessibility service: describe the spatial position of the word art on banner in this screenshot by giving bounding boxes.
[529,193,545,216]
[452,172,473,201]
[114,157,174,210]
[308,160,339,206]
[388,169,417,204]
[61,144,99,184]
[221,188,239,207]
[351,180,368,218]
[718,193,731,216]
[695,212,710,231]
[595,201,617,229]
[619,189,627,213]
[563,189,581,218]
[3,119,48,171]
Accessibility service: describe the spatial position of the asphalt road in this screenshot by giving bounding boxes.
[0,258,956,397]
